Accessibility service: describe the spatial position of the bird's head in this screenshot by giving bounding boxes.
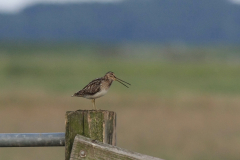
[104,71,131,88]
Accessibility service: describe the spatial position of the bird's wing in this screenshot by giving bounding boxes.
[73,78,102,97]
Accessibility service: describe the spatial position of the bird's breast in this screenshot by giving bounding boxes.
[84,89,108,99]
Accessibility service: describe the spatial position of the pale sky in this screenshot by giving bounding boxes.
[0,0,238,14]
[230,0,240,4]
[0,0,122,13]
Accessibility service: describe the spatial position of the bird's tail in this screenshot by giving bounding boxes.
[71,92,83,97]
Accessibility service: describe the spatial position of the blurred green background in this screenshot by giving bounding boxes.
[1,0,240,160]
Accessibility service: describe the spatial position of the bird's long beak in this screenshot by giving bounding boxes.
[115,77,131,88]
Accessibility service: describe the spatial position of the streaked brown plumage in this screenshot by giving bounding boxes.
[72,71,130,110]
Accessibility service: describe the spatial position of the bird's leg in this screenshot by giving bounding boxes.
[91,99,94,110]
[92,99,96,110]
[94,99,97,110]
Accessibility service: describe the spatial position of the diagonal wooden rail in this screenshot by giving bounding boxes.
[70,135,163,160]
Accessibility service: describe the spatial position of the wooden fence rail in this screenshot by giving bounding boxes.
[70,134,163,160]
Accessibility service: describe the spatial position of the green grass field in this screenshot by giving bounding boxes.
[0,44,240,160]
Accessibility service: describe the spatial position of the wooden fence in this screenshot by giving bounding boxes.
[0,110,163,160]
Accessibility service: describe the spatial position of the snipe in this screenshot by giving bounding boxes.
[72,71,130,110]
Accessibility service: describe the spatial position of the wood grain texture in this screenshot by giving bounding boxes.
[65,110,116,160]
[65,111,84,160]
[70,134,163,160]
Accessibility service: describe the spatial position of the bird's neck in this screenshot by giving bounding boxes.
[103,77,113,87]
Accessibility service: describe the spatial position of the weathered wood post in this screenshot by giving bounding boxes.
[65,110,116,160]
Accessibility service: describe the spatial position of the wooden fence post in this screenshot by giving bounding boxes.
[65,110,116,160]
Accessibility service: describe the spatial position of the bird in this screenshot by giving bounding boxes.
[72,71,130,110]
